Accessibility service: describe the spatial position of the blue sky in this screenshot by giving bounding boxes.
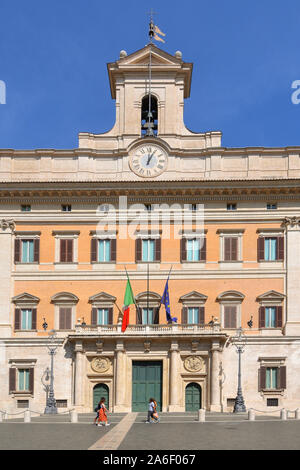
[0,0,300,149]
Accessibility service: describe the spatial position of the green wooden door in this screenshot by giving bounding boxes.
[185,383,202,411]
[132,361,162,412]
[93,383,109,411]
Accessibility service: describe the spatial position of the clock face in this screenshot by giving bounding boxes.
[129,144,168,178]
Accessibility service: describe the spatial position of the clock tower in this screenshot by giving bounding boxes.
[78,44,222,177]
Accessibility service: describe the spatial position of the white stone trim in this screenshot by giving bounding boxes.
[219,231,243,262]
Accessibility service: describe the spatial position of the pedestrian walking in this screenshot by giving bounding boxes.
[97,397,110,427]
[93,400,101,425]
[152,398,160,423]
[146,397,155,423]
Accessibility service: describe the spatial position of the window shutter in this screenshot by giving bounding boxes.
[67,239,73,263]
[110,238,117,262]
[259,306,265,328]
[277,237,284,261]
[59,307,65,330]
[224,238,231,261]
[257,237,265,261]
[180,238,187,262]
[231,238,238,261]
[181,307,188,324]
[91,238,97,263]
[34,239,40,263]
[199,306,205,325]
[279,366,286,389]
[31,309,37,330]
[155,238,161,262]
[60,239,66,262]
[135,238,142,263]
[224,306,236,328]
[199,238,206,262]
[276,306,283,328]
[91,308,98,325]
[15,308,21,330]
[108,307,113,325]
[14,239,21,263]
[29,368,34,394]
[259,366,266,391]
[136,307,142,324]
[153,307,160,324]
[9,368,16,394]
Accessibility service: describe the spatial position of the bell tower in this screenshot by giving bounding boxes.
[78,44,222,150]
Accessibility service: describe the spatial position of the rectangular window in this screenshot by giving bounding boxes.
[265,307,276,328]
[224,306,237,328]
[60,239,73,263]
[142,239,155,262]
[142,308,153,325]
[227,203,237,211]
[21,240,34,263]
[61,205,72,212]
[56,400,68,408]
[266,367,278,389]
[188,307,199,324]
[21,205,31,212]
[21,309,32,330]
[187,239,200,262]
[18,369,30,391]
[224,237,238,261]
[98,239,111,262]
[97,308,109,325]
[267,398,279,407]
[267,203,277,210]
[264,238,277,261]
[17,400,29,408]
[144,204,152,211]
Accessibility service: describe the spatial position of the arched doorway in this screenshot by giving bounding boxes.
[93,383,109,411]
[185,383,202,411]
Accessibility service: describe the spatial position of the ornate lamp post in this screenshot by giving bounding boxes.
[232,327,247,413]
[42,320,58,414]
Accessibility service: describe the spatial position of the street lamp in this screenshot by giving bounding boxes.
[232,327,246,413]
[42,324,58,414]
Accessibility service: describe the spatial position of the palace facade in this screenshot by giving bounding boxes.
[1,44,300,414]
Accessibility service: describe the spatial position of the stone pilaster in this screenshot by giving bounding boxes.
[168,340,181,412]
[0,219,15,337]
[74,341,84,409]
[283,217,300,335]
[114,341,127,412]
[210,342,221,412]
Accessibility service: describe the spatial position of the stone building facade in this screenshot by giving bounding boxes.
[1,44,300,414]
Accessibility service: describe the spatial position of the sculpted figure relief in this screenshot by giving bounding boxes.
[91,357,111,373]
[184,356,204,372]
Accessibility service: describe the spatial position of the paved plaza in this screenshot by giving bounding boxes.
[0,412,300,450]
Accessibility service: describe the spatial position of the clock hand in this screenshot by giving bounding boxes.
[146,152,155,165]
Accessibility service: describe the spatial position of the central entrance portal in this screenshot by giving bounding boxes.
[132,361,162,412]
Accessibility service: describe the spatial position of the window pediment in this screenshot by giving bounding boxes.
[179,291,208,304]
[12,293,40,305]
[51,292,79,304]
[88,292,116,304]
[217,290,245,302]
[256,291,285,303]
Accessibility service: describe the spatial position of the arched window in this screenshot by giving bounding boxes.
[141,94,158,136]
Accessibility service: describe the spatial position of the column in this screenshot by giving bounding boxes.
[0,219,15,337]
[283,217,300,335]
[74,341,84,408]
[168,341,181,412]
[114,341,126,412]
[210,342,221,412]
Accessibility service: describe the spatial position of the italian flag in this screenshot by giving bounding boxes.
[122,278,134,332]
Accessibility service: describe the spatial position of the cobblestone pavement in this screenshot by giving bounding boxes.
[0,412,299,450]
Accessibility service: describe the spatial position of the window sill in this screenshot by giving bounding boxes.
[12,392,33,397]
[14,330,37,332]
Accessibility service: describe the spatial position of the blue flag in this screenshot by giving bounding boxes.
[161,278,177,323]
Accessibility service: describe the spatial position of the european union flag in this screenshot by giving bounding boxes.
[161,279,177,323]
